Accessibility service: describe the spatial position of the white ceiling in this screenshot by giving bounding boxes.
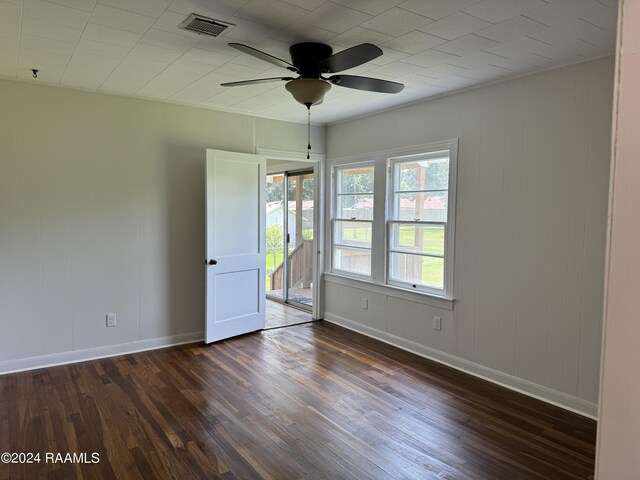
[0,0,617,124]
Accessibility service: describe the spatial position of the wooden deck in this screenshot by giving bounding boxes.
[266,287,313,308]
[0,322,596,479]
[265,300,312,329]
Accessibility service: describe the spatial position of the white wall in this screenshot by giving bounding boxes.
[0,79,325,372]
[596,0,640,477]
[325,57,613,416]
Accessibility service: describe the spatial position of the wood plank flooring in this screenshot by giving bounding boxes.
[0,322,596,479]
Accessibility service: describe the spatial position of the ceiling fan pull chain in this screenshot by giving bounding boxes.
[307,106,311,160]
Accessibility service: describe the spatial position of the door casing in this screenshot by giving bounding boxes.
[260,149,325,320]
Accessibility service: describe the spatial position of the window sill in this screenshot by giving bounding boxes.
[324,273,455,310]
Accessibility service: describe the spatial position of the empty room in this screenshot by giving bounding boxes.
[1,0,638,478]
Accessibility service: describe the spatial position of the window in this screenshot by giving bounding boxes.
[331,164,374,277]
[388,150,452,295]
[329,140,457,300]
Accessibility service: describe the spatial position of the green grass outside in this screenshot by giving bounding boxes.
[398,225,444,255]
[266,225,445,290]
[410,255,444,288]
[341,225,372,242]
[342,224,445,288]
[266,250,284,291]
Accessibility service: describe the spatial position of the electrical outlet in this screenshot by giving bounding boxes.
[362,298,368,310]
[433,316,441,331]
[106,313,117,327]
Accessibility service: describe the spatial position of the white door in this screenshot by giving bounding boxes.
[205,149,266,343]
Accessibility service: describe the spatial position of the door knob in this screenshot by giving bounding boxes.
[208,259,217,265]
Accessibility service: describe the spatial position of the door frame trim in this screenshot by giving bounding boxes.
[259,148,325,320]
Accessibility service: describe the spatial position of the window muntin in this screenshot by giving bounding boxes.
[388,151,450,293]
[332,164,374,277]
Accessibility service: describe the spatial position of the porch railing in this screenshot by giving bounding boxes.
[270,240,313,291]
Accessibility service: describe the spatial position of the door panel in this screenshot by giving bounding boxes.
[214,269,259,322]
[213,160,261,256]
[205,149,266,343]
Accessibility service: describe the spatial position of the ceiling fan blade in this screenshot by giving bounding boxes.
[318,43,383,73]
[327,75,404,94]
[228,43,297,71]
[221,77,294,87]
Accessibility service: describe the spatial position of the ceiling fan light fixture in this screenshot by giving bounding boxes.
[285,78,331,107]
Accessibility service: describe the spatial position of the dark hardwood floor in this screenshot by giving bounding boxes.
[0,322,596,479]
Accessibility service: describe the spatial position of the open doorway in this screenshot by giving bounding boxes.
[265,169,315,316]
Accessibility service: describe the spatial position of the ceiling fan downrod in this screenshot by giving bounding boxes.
[307,105,311,160]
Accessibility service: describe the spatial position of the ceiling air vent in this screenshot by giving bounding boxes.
[179,14,234,37]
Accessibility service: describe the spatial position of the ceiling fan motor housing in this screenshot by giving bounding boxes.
[289,43,333,77]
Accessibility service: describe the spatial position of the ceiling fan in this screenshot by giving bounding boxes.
[221,42,404,157]
[221,42,404,106]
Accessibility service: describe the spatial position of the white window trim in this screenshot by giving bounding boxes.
[330,160,375,280]
[324,272,454,310]
[326,139,458,302]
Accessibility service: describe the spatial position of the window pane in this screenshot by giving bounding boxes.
[389,253,444,289]
[391,224,445,255]
[338,166,374,194]
[266,174,285,298]
[396,156,449,191]
[337,194,373,220]
[394,191,448,221]
[333,247,371,276]
[334,220,372,248]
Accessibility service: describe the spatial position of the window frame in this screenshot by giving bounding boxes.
[327,139,458,303]
[385,143,457,297]
[330,161,375,279]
